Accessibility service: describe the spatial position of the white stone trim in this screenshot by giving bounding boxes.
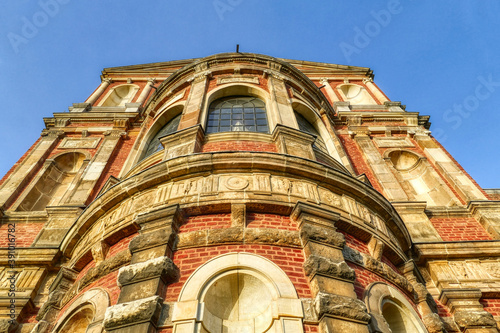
[52,288,109,333]
[172,252,304,333]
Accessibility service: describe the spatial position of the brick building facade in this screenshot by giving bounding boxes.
[0,53,499,333]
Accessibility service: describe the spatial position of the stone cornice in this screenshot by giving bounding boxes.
[0,248,59,265]
[60,152,412,259]
[414,240,500,263]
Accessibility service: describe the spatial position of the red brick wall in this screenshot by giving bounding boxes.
[0,138,42,186]
[179,214,232,232]
[341,231,369,255]
[56,270,120,322]
[246,213,297,231]
[106,233,137,259]
[337,134,384,194]
[304,324,319,333]
[89,132,138,203]
[430,217,493,241]
[0,223,44,247]
[201,141,277,153]
[165,245,311,302]
[481,299,500,316]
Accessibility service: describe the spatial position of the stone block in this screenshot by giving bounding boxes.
[454,311,497,330]
[118,278,162,303]
[300,224,345,248]
[128,229,176,253]
[117,256,179,287]
[79,250,131,290]
[315,292,370,323]
[303,255,355,282]
[207,227,243,244]
[103,296,163,331]
[244,228,300,246]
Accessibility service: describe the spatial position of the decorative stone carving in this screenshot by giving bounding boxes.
[103,296,163,331]
[59,137,101,149]
[303,255,356,282]
[300,224,346,249]
[314,292,370,323]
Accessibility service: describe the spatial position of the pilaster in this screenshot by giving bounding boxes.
[292,202,370,333]
[103,204,182,332]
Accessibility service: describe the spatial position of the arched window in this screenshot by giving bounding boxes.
[143,114,182,159]
[52,288,109,333]
[173,253,303,333]
[206,96,268,134]
[17,152,87,211]
[294,111,327,152]
[364,282,427,333]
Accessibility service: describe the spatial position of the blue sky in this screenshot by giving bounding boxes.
[1,1,499,188]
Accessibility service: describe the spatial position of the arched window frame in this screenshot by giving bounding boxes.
[98,84,140,107]
[11,150,91,211]
[206,96,269,134]
[52,288,110,333]
[202,84,275,135]
[364,282,427,333]
[172,252,304,333]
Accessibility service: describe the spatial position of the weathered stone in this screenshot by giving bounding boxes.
[35,291,65,321]
[315,292,370,323]
[300,223,345,248]
[0,319,18,333]
[129,229,176,253]
[157,302,174,327]
[454,311,497,329]
[342,246,363,265]
[303,255,355,281]
[301,298,318,323]
[231,203,246,227]
[368,313,391,333]
[177,230,207,248]
[422,313,447,333]
[441,317,460,332]
[103,296,163,330]
[362,254,414,296]
[244,228,301,246]
[80,249,131,289]
[118,256,179,287]
[207,227,243,244]
[28,320,50,333]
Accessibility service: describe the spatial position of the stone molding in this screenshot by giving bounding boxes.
[315,292,370,323]
[303,255,356,282]
[117,256,179,287]
[103,295,163,331]
[363,282,429,333]
[172,252,304,333]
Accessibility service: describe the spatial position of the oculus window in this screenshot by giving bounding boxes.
[143,114,182,159]
[206,96,269,134]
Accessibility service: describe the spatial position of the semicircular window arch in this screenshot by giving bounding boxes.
[206,96,269,134]
[143,114,182,159]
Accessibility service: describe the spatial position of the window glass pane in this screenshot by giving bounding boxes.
[206,96,268,133]
[143,114,182,159]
